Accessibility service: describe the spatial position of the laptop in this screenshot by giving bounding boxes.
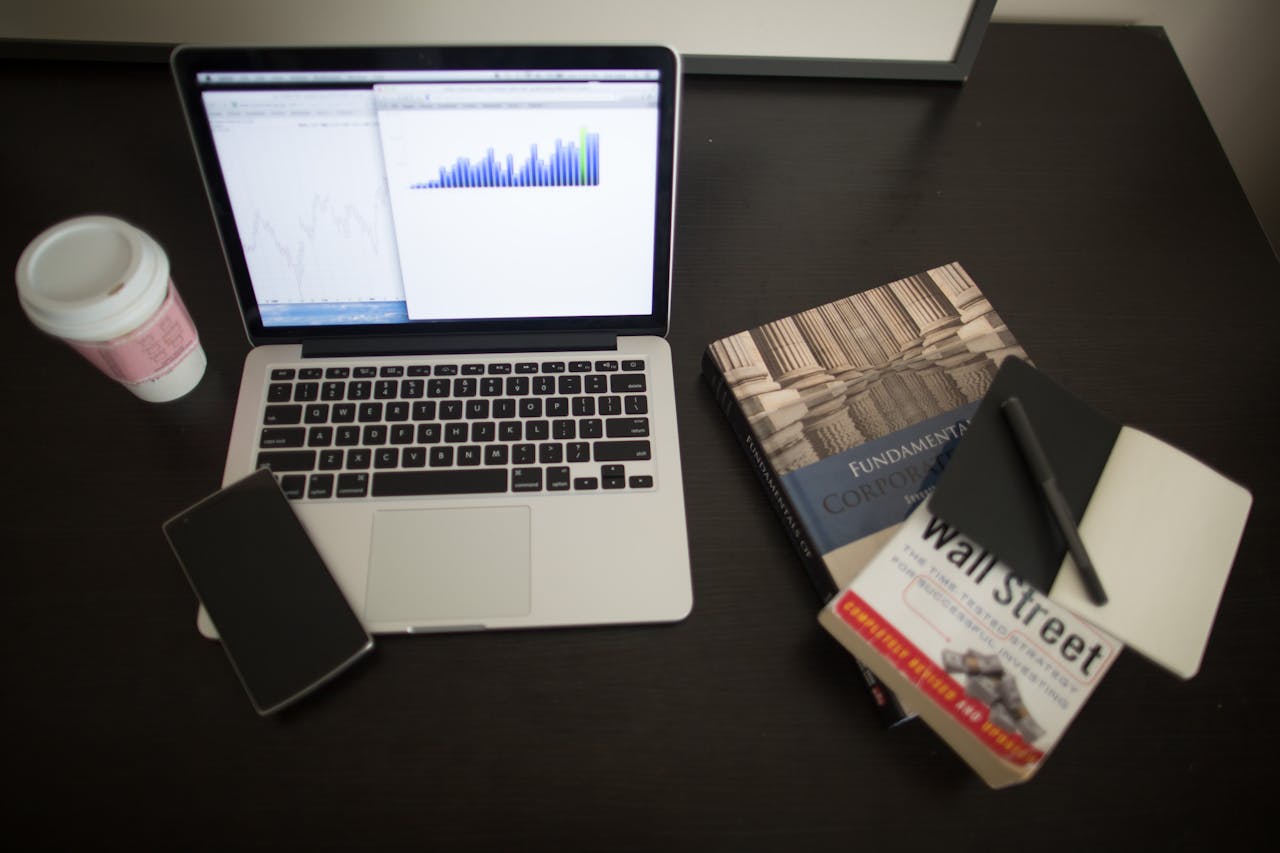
[171,44,692,636]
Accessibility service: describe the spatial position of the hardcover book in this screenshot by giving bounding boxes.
[702,262,1028,724]
[818,501,1121,788]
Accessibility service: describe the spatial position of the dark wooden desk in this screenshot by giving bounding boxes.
[2,24,1277,850]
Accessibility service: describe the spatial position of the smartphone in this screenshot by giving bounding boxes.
[163,468,373,715]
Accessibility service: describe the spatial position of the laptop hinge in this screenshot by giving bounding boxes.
[300,331,619,359]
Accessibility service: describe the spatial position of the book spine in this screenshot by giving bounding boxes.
[701,348,913,727]
[701,348,836,599]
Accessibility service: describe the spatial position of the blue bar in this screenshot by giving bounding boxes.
[415,133,600,190]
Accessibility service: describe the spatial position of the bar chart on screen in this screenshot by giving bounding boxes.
[412,131,601,189]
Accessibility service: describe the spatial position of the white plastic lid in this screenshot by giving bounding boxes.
[15,215,170,343]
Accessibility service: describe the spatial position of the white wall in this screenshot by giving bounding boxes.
[2,0,1276,253]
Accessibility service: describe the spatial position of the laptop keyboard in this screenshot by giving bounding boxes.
[254,358,657,500]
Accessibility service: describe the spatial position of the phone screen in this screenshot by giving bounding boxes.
[163,468,373,714]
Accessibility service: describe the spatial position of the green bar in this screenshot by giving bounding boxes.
[579,127,587,185]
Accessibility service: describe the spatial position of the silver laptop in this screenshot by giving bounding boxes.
[172,44,692,636]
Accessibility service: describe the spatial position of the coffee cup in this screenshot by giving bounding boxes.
[15,215,207,402]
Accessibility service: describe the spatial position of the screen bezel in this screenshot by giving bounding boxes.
[171,44,679,346]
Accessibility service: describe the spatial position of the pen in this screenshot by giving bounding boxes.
[1000,396,1109,606]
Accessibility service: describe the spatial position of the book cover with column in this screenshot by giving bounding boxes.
[702,262,1028,724]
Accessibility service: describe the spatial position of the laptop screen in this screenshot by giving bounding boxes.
[173,46,678,344]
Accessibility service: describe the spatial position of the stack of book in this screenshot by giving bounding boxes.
[703,262,1250,787]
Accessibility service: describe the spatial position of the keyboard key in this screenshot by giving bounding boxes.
[307,474,334,499]
[380,365,404,377]
[594,440,651,461]
[280,474,306,499]
[605,417,650,438]
[462,363,485,375]
[621,360,645,371]
[595,360,618,372]
[610,374,646,393]
[574,477,599,490]
[603,464,626,490]
[267,383,292,403]
[307,426,334,447]
[354,366,377,378]
[625,395,648,415]
[336,473,369,498]
[548,466,571,490]
[403,447,427,468]
[264,404,302,425]
[261,427,305,448]
[319,450,343,470]
[304,403,329,423]
[256,450,316,472]
[346,448,371,469]
[294,382,319,401]
[336,425,360,446]
[629,475,655,489]
[359,402,383,422]
[332,404,356,423]
[408,365,431,376]
[512,467,543,491]
[373,469,507,497]
[270,368,296,381]
[325,367,350,379]
[374,448,399,468]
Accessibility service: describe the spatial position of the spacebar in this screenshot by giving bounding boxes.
[373,469,509,497]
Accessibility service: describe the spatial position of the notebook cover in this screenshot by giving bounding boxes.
[928,357,1121,593]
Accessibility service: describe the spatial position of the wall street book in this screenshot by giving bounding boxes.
[818,501,1121,787]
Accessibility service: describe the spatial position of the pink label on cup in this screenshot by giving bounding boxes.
[68,282,199,385]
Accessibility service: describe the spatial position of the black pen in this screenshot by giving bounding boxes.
[1000,396,1109,606]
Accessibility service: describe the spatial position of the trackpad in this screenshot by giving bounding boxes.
[365,506,532,624]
